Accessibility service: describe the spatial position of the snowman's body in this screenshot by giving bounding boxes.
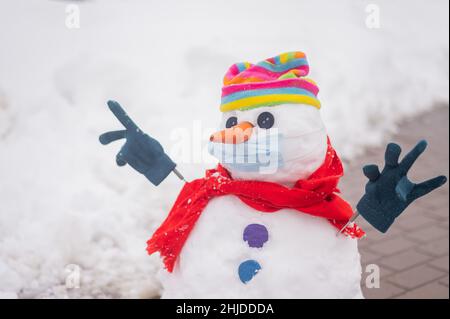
[159,196,363,298]
[158,103,363,298]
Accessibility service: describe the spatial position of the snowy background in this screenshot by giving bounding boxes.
[0,0,448,298]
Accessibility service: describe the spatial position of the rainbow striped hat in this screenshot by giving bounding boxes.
[220,52,320,112]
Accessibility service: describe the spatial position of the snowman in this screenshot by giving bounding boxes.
[99,52,447,298]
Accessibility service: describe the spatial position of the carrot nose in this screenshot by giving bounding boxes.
[210,121,254,144]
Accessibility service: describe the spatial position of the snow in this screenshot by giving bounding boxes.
[0,0,448,298]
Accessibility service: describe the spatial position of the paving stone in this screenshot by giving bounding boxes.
[427,208,449,222]
[421,196,449,221]
[437,221,449,230]
[440,218,449,225]
[439,276,449,287]
[362,281,405,299]
[379,250,430,271]
[387,265,445,289]
[360,250,381,264]
[395,281,449,299]
[365,226,402,243]
[370,237,416,256]
[357,237,373,249]
[417,237,449,257]
[405,225,448,243]
[429,256,449,272]
[396,213,435,231]
[380,266,394,278]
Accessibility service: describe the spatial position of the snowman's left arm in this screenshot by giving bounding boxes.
[356,140,447,233]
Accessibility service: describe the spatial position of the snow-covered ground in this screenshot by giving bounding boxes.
[0,0,448,298]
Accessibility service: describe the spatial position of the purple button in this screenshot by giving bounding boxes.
[243,224,269,248]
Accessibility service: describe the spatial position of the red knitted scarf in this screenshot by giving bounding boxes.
[147,140,365,272]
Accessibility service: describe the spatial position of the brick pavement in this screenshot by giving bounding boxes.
[340,105,449,299]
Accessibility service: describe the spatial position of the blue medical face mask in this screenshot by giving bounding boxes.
[208,130,284,174]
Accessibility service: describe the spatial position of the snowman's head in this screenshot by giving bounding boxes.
[208,52,327,186]
[208,103,327,186]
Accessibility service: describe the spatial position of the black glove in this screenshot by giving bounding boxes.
[99,100,176,186]
[357,140,447,233]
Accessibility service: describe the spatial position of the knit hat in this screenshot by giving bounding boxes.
[220,51,321,112]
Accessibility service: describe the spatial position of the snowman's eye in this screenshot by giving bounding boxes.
[257,112,275,129]
[225,116,238,128]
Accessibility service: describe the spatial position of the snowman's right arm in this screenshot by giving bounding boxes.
[356,141,447,233]
[99,100,177,186]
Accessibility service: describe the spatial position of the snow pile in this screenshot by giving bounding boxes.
[0,0,448,298]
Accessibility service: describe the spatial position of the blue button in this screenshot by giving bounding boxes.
[238,260,261,284]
